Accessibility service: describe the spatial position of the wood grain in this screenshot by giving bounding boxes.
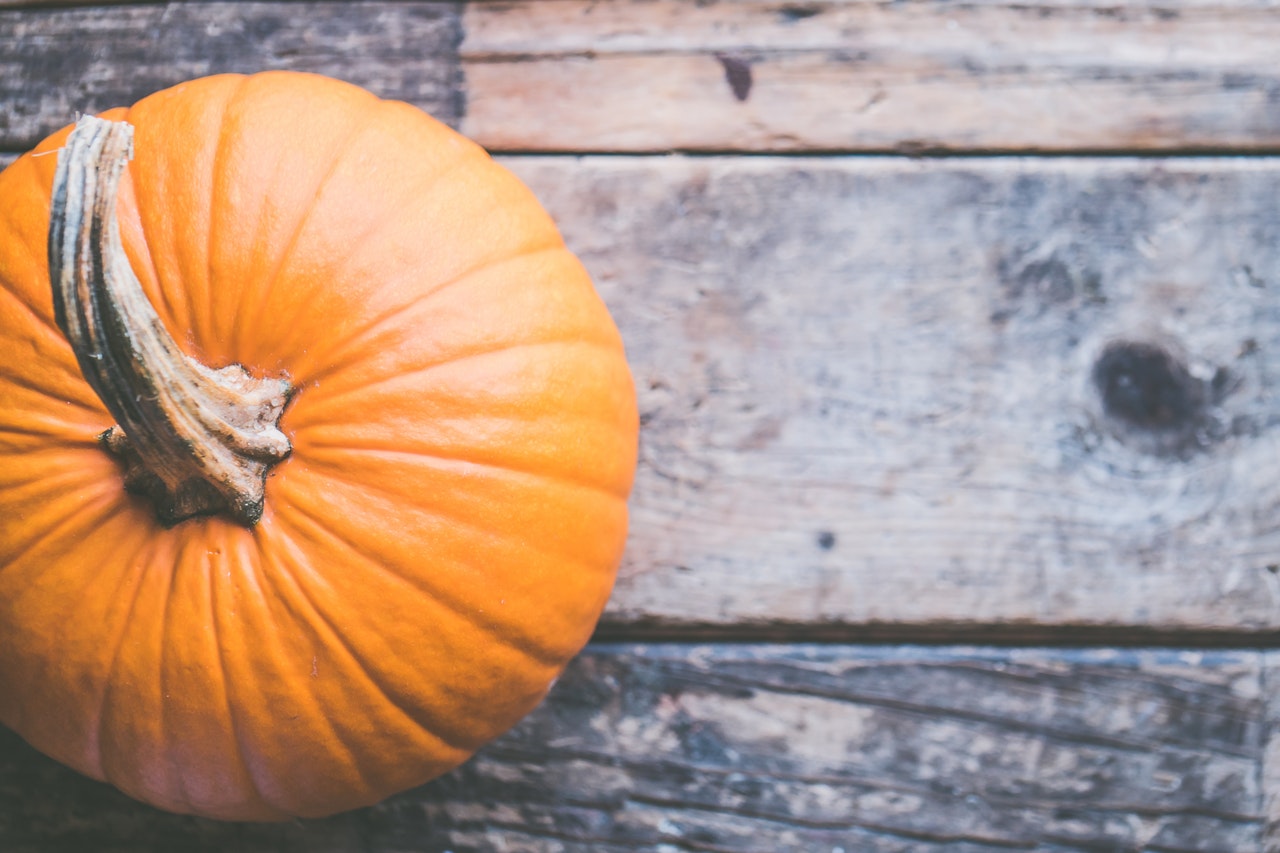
[0,2,461,151]
[3,0,1280,153]
[461,0,1280,153]
[0,645,1267,851]
[489,154,1280,634]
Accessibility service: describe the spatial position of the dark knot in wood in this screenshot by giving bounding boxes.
[1088,341,1241,459]
[1093,342,1201,433]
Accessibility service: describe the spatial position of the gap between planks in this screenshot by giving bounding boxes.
[590,624,1280,650]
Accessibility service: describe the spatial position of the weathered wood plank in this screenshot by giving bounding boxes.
[461,0,1280,153]
[4,0,1280,154]
[0,2,462,151]
[0,645,1267,851]
[1266,651,1280,852]
[486,155,1280,633]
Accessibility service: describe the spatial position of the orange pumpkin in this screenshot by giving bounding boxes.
[0,72,637,820]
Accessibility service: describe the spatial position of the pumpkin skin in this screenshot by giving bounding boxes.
[0,72,637,820]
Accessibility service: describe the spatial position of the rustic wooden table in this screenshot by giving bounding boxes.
[4,1,1280,850]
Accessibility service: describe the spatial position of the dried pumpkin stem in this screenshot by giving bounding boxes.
[48,115,292,527]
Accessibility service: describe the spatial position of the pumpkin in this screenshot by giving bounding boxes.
[0,72,637,820]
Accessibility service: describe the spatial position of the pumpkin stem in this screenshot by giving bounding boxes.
[48,115,292,527]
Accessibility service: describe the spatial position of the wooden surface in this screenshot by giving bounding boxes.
[2,645,1272,852]
[3,0,1280,850]
[462,0,1280,153]
[514,155,1280,637]
[0,2,462,150]
[6,0,1280,154]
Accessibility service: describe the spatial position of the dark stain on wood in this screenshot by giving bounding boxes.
[992,253,1096,324]
[1094,342,1199,431]
[716,53,753,101]
[816,530,837,550]
[1091,341,1226,457]
[1012,257,1077,305]
[776,3,822,23]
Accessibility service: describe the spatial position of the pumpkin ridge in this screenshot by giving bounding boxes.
[278,488,577,670]
[288,460,609,592]
[303,433,633,503]
[0,420,85,445]
[91,531,160,788]
[229,525,384,815]
[257,524,482,757]
[254,99,490,378]
[0,455,115,523]
[121,94,215,347]
[231,95,386,360]
[203,75,255,361]
[274,471,600,669]
[297,336,625,424]
[298,239,568,387]
[0,477,121,573]
[0,356,103,418]
[0,408,108,444]
[205,534,292,820]
[0,155,59,336]
[272,491,537,653]
[153,530,195,813]
[0,251,63,351]
[72,524,152,782]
